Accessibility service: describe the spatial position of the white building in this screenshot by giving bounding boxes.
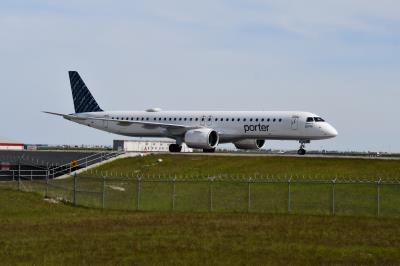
[113,140,193,152]
[0,138,24,151]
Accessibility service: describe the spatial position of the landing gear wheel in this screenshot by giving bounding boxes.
[297,140,308,156]
[297,148,306,155]
[169,144,182,153]
[203,148,216,153]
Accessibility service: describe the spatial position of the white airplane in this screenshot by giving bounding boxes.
[45,71,338,155]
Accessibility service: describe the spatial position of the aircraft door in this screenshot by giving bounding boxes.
[291,117,298,130]
[200,115,206,126]
[103,115,109,129]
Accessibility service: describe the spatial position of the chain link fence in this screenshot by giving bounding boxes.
[2,173,400,217]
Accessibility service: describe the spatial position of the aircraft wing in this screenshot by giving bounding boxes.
[88,116,199,130]
[43,111,201,135]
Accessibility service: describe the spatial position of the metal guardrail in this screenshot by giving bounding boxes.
[50,151,124,177]
[0,151,124,180]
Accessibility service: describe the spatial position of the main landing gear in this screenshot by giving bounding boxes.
[203,148,216,153]
[169,144,182,153]
[297,140,309,155]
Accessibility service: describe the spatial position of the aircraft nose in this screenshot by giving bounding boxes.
[324,124,338,138]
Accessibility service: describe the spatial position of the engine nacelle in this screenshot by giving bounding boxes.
[184,128,219,149]
[234,139,265,150]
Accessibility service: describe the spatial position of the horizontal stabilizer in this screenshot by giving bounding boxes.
[42,111,86,121]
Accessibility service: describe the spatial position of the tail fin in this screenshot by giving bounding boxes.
[69,71,103,113]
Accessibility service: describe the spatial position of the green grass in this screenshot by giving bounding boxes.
[1,188,400,265]
[82,154,400,180]
[3,154,400,217]
[4,173,400,218]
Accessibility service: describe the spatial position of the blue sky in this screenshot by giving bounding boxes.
[0,0,399,151]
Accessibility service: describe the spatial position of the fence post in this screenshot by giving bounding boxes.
[248,177,252,212]
[18,171,21,191]
[45,170,49,198]
[12,170,15,182]
[30,170,33,181]
[73,173,77,206]
[172,176,176,211]
[377,178,381,217]
[17,160,21,191]
[136,176,141,211]
[209,177,213,212]
[102,174,106,209]
[332,178,336,215]
[18,161,21,182]
[288,177,292,213]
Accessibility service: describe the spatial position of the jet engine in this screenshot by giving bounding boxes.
[234,139,265,150]
[184,128,219,149]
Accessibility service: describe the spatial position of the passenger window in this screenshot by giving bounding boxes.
[184,118,187,121]
[279,119,282,122]
[250,118,253,122]
[215,118,218,122]
[237,118,240,122]
[243,118,247,122]
[267,118,270,122]
[261,118,264,122]
[255,118,259,122]
[196,118,199,121]
[273,118,276,122]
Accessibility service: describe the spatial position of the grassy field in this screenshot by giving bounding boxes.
[1,188,400,265]
[3,154,400,217]
[82,154,400,180]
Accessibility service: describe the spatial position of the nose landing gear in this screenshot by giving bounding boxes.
[297,140,309,155]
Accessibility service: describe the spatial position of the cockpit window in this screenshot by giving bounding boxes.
[306,117,314,122]
[314,117,325,122]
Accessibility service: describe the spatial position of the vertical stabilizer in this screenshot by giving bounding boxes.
[69,71,103,113]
